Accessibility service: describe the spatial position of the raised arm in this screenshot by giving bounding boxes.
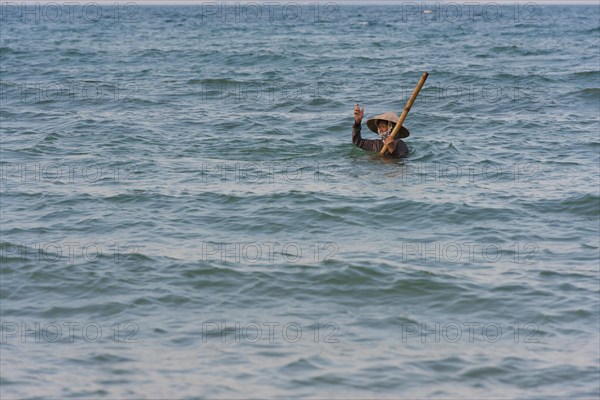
[352,103,384,152]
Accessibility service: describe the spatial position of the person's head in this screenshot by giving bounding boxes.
[377,120,394,135]
[366,111,410,139]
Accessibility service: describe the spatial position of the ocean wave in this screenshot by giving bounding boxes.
[522,193,600,217]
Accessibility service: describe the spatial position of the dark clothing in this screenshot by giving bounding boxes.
[352,122,409,158]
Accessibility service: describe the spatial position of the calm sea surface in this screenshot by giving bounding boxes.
[1,2,599,399]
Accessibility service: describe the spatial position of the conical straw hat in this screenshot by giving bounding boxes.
[366,111,410,139]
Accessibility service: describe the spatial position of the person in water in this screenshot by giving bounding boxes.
[352,103,409,158]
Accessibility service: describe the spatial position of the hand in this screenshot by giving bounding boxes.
[354,103,364,124]
[383,139,396,154]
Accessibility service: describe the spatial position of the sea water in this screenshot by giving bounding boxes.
[1,2,599,398]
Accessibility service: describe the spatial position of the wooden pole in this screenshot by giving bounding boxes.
[379,71,429,156]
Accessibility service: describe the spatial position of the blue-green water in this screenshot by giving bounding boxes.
[1,2,599,398]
